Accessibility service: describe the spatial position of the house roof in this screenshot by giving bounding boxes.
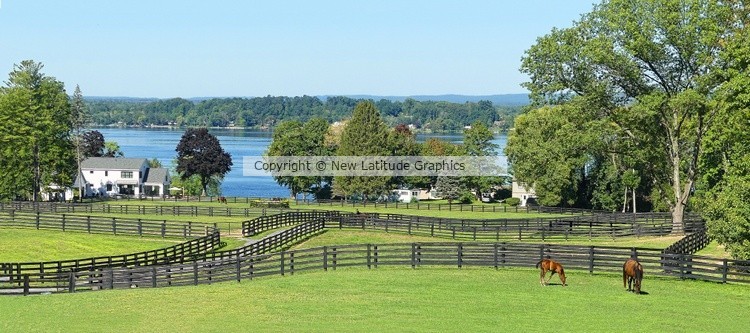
[72,171,88,187]
[82,157,148,170]
[144,168,170,184]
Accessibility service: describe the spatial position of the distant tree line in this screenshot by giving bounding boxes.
[86,96,522,132]
[268,101,504,203]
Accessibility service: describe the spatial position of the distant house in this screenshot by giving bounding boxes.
[392,188,438,202]
[73,157,171,198]
[511,181,537,206]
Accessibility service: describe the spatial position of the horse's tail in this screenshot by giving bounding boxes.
[536,260,543,269]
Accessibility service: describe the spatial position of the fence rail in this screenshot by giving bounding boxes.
[0,212,221,287]
[663,229,711,255]
[0,201,290,218]
[7,241,748,295]
[242,211,340,236]
[242,211,704,241]
[0,211,213,238]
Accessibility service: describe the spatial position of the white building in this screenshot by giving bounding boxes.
[511,181,537,206]
[392,188,438,202]
[73,157,171,198]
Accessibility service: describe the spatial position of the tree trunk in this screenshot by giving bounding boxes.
[670,131,685,234]
[632,188,636,214]
[622,187,628,213]
[32,143,40,202]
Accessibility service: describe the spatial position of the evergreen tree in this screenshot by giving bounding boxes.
[334,101,390,200]
[71,85,87,201]
[463,121,500,200]
[435,175,462,205]
[0,60,74,201]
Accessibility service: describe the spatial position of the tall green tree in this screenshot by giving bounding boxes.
[698,22,750,259]
[463,121,500,200]
[0,60,74,201]
[519,0,739,232]
[334,101,390,200]
[267,120,309,199]
[103,141,124,157]
[175,128,232,196]
[71,85,87,201]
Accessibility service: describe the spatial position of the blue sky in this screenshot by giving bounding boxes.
[0,1,595,98]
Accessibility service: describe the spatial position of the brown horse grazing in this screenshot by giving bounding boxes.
[623,258,643,294]
[218,196,227,204]
[536,259,567,286]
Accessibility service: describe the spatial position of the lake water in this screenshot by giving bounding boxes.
[96,128,507,198]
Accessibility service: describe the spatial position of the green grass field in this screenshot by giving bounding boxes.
[291,203,565,219]
[292,229,682,250]
[0,228,183,262]
[696,241,731,258]
[1,267,747,332]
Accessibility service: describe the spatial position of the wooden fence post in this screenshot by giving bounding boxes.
[457,243,463,269]
[68,271,76,293]
[589,246,595,274]
[193,261,199,285]
[23,274,30,296]
[367,244,372,269]
[411,243,416,268]
[323,246,328,271]
[151,266,157,288]
[493,243,499,270]
[332,247,337,270]
[722,259,728,284]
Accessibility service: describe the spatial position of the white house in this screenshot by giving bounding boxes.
[392,188,438,202]
[511,181,537,206]
[74,157,171,198]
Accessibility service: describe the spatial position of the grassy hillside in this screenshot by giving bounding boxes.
[1,268,746,332]
[0,228,183,262]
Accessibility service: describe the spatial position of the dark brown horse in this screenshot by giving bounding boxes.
[218,196,227,204]
[623,258,643,294]
[536,259,567,286]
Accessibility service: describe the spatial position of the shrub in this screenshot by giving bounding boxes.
[505,197,521,206]
[458,191,475,204]
[493,188,512,200]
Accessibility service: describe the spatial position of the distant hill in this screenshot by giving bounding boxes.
[85,96,160,103]
[328,94,530,105]
[86,94,530,106]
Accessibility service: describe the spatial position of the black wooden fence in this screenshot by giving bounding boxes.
[0,219,320,295]
[0,212,221,294]
[0,201,290,218]
[12,240,750,295]
[242,211,705,241]
[297,199,585,214]
[242,211,340,236]
[0,211,213,238]
[663,229,711,255]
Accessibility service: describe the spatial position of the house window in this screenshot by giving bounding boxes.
[106,184,112,191]
[121,171,133,178]
[105,171,108,176]
[89,170,94,174]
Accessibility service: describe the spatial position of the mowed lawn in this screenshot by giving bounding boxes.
[291,203,564,219]
[0,267,747,332]
[0,228,183,262]
[292,229,682,250]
